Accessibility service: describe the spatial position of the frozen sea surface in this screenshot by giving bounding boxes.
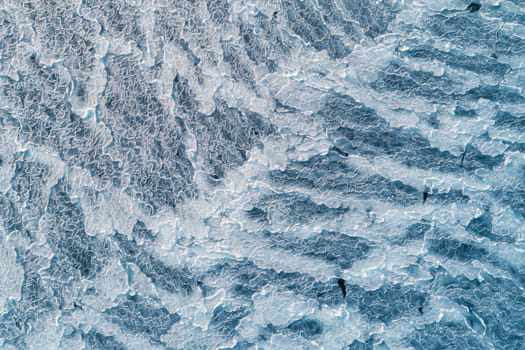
[1,0,525,349]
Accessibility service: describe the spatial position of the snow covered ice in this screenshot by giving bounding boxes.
[1,0,525,349]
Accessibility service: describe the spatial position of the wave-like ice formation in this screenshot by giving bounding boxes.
[1,0,525,349]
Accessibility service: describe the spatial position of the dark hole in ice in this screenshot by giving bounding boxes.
[467,2,481,12]
[338,278,347,298]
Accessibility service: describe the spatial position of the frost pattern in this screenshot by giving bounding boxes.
[1,0,525,349]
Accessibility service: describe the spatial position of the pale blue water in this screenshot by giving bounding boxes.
[0,1,524,349]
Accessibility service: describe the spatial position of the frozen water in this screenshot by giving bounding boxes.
[1,0,525,349]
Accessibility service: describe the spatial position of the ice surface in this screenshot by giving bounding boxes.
[1,0,525,349]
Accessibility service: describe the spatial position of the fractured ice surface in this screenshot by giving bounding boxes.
[1,0,525,349]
